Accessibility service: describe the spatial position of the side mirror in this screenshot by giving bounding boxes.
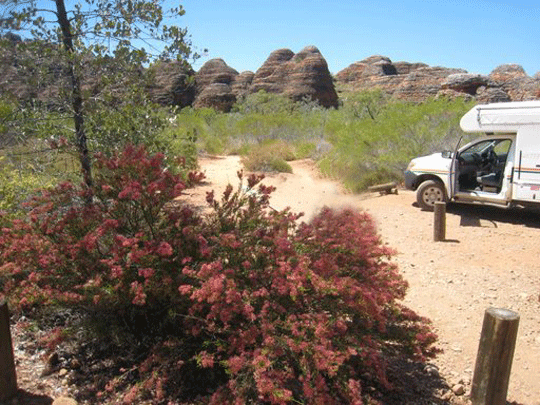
[441,150,453,159]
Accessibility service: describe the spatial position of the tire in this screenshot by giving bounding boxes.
[416,180,446,211]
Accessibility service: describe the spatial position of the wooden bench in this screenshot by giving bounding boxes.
[367,182,398,195]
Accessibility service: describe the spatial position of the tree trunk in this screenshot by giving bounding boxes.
[0,300,17,401]
[55,0,93,192]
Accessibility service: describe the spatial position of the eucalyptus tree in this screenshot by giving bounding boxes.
[0,0,195,189]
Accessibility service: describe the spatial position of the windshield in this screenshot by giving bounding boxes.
[461,140,496,155]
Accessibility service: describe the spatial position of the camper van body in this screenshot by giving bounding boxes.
[404,100,540,210]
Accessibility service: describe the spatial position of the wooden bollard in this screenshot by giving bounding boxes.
[0,300,18,401]
[433,201,446,241]
[470,308,520,405]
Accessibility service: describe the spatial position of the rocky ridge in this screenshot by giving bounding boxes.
[334,55,540,103]
[91,49,540,109]
[2,33,540,110]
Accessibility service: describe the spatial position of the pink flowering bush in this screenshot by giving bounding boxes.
[0,145,202,313]
[0,146,439,404]
[178,180,439,404]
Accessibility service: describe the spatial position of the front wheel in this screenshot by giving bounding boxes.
[416,180,447,211]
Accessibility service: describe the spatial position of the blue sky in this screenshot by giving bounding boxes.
[179,0,540,76]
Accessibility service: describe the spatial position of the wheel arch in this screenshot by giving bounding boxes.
[412,174,445,190]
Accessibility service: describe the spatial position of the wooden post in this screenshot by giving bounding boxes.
[470,308,520,405]
[0,300,18,400]
[433,201,446,241]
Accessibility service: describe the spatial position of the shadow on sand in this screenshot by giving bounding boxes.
[413,201,540,229]
[0,390,53,405]
[446,203,540,229]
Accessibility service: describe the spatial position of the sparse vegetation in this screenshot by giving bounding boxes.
[321,92,475,191]
[2,83,473,197]
[170,89,474,188]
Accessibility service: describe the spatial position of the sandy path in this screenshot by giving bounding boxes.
[196,155,540,405]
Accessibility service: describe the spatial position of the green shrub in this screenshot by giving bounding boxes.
[242,154,293,173]
[232,90,297,115]
[321,95,475,190]
[0,156,53,219]
[175,91,329,157]
[156,126,199,170]
[174,107,233,155]
[241,140,295,173]
[293,141,317,159]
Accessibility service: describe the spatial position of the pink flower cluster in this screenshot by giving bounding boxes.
[177,174,439,404]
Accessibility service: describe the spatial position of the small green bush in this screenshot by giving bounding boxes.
[241,140,295,173]
[293,141,317,159]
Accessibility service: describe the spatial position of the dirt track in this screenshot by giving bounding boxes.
[196,155,540,405]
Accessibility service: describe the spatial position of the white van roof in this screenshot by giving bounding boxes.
[460,100,540,132]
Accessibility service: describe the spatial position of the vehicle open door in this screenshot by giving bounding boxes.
[448,136,462,200]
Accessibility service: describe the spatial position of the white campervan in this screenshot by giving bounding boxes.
[404,100,540,210]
